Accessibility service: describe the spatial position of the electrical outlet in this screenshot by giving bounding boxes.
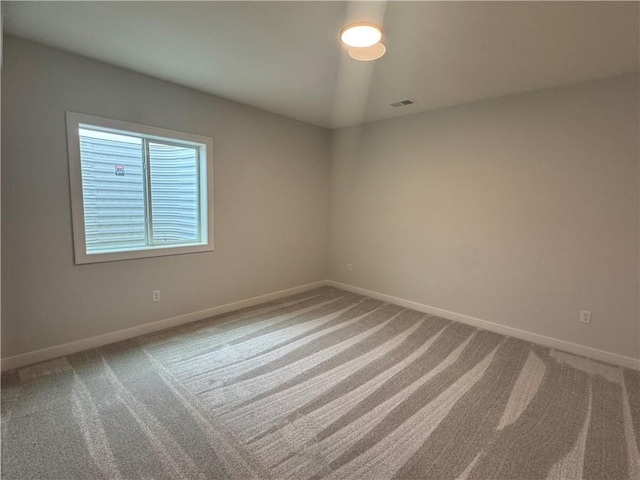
[346,263,353,272]
[153,290,161,302]
[579,310,591,324]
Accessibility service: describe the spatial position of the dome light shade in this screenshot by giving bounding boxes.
[340,23,383,48]
[348,43,387,61]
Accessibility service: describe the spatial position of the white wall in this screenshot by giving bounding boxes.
[2,35,638,366]
[1,36,331,358]
[328,74,640,361]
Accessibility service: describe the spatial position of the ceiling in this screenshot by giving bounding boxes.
[3,1,639,129]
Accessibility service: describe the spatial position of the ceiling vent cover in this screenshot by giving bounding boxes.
[391,99,415,108]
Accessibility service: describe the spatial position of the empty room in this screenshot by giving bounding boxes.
[1,1,639,479]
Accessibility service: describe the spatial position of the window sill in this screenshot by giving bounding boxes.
[74,243,214,265]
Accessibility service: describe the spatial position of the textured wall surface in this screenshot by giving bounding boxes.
[2,36,638,363]
[1,36,331,357]
[328,74,640,360]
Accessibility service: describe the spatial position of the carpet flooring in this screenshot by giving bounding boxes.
[2,286,639,479]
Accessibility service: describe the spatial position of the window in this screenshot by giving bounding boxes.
[66,112,213,264]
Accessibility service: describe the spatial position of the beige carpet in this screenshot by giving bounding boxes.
[2,286,639,479]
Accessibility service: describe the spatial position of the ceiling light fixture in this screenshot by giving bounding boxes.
[340,23,383,48]
[348,43,386,62]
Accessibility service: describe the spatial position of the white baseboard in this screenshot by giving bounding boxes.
[1,280,328,372]
[328,280,640,371]
[5,279,637,372]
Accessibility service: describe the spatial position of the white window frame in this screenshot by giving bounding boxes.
[66,111,214,264]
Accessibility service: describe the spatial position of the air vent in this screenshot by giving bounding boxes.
[390,99,415,108]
